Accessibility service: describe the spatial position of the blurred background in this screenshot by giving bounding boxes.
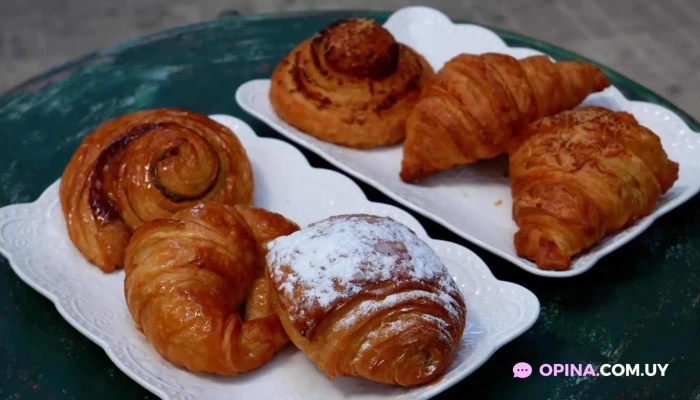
[1,0,698,119]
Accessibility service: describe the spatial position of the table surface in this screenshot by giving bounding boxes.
[1,10,699,400]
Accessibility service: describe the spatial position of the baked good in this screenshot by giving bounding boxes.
[400,53,611,182]
[60,109,253,272]
[124,202,299,375]
[269,18,434,148]
[266,214,466,387]
[509,106,679,270]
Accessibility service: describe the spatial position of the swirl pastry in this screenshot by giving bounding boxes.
[124,202,299,375]
[60,109,253,272]
[400,53,611,182]
[509,106,679,270]
[266,214,466,387]
[269,18,434,148]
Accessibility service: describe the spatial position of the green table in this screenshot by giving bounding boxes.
[1,10,698,400]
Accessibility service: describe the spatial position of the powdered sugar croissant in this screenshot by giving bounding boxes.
[266,214,466,387]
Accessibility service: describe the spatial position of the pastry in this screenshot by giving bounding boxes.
[60,109,253,272]
[266,214,466,387]
[509,106,679,270]
[124,202,299,375]
[270,18,434,148]
[400,53,611,182]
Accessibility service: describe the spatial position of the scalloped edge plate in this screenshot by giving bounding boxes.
[236,5,700,277]
[0,115,539,400]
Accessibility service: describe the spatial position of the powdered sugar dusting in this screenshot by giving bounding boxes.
[337,290,460,328]
[266,215,463,328]
[356,310,455,355]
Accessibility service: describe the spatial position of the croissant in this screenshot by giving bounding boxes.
[266,214,466,387]
[124,202,299,375]
[270,18,434,149]
[509,106,679,270]
[400,53,611,182]
[60,109,254,272]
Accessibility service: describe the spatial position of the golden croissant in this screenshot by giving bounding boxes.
[124,202,299,375]
[270,18,434,148]
[60,109,254,272]
[400,53,611,182]
[266,214,466,387]
[509,106,679,270]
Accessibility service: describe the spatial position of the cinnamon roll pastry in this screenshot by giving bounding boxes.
[60,109,253,272]
[270,18,434,148]
[266,215,466,387]
[510,106,679,270]
[400,53,611,182]
[124,202,299,375]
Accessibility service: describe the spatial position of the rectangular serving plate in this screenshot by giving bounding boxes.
[236,6,700,277]
[0,115,539,400]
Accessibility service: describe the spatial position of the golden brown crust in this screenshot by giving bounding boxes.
[269,19,434,149]
[236,205,301,320]
[509,106,679,270]
[124,202,299,375]
[266,214,466,387]
[400,53,611,182]
[59,109,254,272]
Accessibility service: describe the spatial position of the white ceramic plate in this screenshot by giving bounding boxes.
[0,115,539,400]
[236,6,700,277]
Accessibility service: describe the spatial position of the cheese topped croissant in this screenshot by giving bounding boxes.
[509,106,679,269]
[266,214,466,387]
[270,18,434,148]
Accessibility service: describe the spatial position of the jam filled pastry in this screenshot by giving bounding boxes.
[124,203,299,375]
[400,53,611,182]
[509,106,679,270]
[60,109,254,272]
[269,18,434,149]
[266,214,466,387]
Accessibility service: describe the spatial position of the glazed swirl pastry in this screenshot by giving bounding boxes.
[60,109,253,272]
[124,202,299,375]
[270,18,434,148]
[510,106,679,269]
[266,215,466,387]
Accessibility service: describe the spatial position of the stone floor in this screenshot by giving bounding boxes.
[1,0,698,119]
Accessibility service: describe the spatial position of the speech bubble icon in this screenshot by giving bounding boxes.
[513,362,533,378]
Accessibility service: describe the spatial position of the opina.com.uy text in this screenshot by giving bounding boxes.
[513,363,669,378]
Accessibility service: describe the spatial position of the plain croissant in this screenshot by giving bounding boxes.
[400,53,611,182]
[124,202,299,375]
[509,106,678,270]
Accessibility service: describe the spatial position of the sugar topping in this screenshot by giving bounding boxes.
[336,290,461,328]
[266,215,463,329]
[356,310,455,356]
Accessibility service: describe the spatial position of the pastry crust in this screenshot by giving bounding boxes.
[124,203,299,375]
[270,19,434,149]
[509,106,679,270]
[400,53,611,182]
[266,214,466,387]
[60,109,253,272]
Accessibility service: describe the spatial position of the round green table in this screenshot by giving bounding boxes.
[1,11,698,400]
